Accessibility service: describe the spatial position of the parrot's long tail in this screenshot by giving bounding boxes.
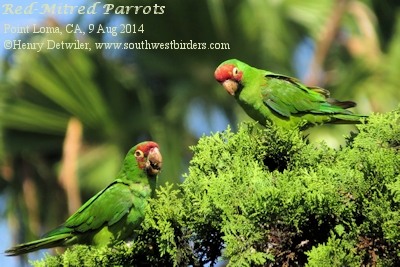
[326,98,357,109]
[332,114,368,124]
[5,233,74,256]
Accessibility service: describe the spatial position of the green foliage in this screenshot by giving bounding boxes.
[305,232,360,267]
[32,109,400,266]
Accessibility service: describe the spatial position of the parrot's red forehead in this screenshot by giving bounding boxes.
[214,64,236,82]
[136,141,159,154]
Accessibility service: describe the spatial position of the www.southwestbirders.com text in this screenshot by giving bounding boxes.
[2,2,165,15]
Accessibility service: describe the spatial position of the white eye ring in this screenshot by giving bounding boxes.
[233,67,238,76]
[135,150,144,157]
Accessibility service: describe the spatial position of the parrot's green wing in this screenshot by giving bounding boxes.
[44,179,133,237]
[261,74,353,117]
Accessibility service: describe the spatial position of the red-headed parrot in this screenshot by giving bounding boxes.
[215,59,367,129]
[5,141,162,256]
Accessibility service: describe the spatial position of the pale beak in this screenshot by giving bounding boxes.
[222,79,239,96]
[146,147,162,175]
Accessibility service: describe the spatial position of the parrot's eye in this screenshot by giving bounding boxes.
[135,150,144,158]
[233,67,239,76]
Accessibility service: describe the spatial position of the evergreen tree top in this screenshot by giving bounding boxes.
[32,108,400,267]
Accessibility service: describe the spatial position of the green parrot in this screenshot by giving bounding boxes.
[214,59,367,129]
[5,141,162,256]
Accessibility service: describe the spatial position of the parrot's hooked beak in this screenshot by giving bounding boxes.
[146,147,162,176]
[221,79,239,96]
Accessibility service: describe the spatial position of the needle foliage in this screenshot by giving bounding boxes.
[32,108,400,267]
